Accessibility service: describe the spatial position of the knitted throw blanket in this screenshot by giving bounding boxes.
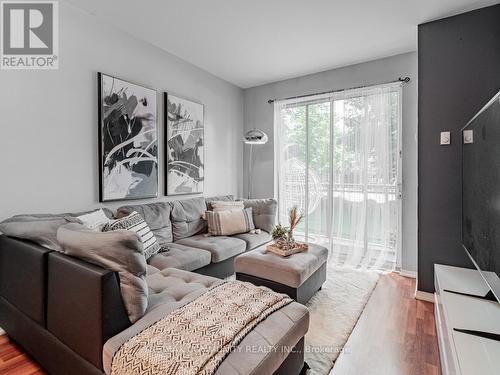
[111,281,293,375]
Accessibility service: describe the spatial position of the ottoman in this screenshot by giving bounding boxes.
[235,243,328,304]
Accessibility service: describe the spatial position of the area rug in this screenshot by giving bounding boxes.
[305,266,380,374]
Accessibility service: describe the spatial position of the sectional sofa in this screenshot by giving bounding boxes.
[0,195,310,375]
[119,196,276,279]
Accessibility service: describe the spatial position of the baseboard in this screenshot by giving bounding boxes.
[400,269,417,278]
[415,290,435,303]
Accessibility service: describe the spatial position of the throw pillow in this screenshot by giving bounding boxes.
[76,209,112,230]
[0,209,114,251]
[104,211,161,260]
[205,207,255,236]
[116,202,173,245]
[0,215,79,251]
[57,222,148,323]
[210,201,245,212]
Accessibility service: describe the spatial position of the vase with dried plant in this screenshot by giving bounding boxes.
[287,206,303,242]
[268,206,308,256]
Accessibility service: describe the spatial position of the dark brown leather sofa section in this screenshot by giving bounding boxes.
[47,252,130,368]
[0,236,49,325]
[0,235,125,374]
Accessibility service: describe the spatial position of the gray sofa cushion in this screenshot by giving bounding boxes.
[0,208,113,251]
[231,230,271,251]
[175,234,246,263]
[215,301,309,375]
[145,268,222,312]
[146,264,161,275]
[56,223,148,323]
[148,244,211,272]
[169,197,207,241]
[0,215,77,251]
[116,202,173,245]
[240,198,277,233]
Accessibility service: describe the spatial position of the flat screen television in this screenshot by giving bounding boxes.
[462,89,500,303]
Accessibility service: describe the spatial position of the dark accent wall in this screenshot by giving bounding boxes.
[418,4,500,293]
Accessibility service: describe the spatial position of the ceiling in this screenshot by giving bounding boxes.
[65,0,500,88]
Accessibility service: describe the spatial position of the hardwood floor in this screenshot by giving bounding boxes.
[0,273,440,375]
[332,273,441,375]
[0,336,44,375]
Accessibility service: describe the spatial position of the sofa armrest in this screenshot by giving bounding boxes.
[47,252,130,370]
[241,198,277,233]
[0,235,51,325]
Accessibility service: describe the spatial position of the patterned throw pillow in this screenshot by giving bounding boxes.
[209,201,245,212]
[205,208,255,236]
[103,211,161,260]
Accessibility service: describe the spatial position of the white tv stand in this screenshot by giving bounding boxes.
[434,264,500,375]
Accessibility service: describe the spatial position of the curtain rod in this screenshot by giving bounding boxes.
[267,76,410,104]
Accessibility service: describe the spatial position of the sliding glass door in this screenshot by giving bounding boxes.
[275,83,402,271]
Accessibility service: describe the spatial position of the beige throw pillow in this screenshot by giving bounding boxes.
[205,208,255,236]
[209,200,245,212]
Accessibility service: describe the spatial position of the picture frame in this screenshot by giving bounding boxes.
[164,92,205,195]
[98,73,159,202]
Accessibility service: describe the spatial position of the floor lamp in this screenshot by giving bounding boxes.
[243,129,268,199]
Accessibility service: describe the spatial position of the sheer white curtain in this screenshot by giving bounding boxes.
[274,83,402,271]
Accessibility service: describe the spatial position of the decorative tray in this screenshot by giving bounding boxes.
[266,242,308,257]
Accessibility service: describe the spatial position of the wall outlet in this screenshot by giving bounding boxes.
[463,129,473,144]
[440,131,451,145]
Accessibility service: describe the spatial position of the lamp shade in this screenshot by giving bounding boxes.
[243,129,268,145]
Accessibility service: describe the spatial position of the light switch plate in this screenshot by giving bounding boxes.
[463,129,473,144]
[440,131,451,145]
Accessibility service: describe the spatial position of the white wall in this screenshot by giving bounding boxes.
[243,52,418,273]
[0,3,244,220]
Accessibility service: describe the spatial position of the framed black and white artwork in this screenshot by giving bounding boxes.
[98,73,158,202]
[165,93,204,195]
